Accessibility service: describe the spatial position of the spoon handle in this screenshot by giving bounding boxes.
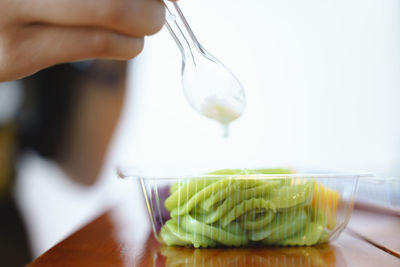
[163,1,201,63]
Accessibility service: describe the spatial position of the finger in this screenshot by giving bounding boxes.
[0,24,143,81]
[20,0,165,37]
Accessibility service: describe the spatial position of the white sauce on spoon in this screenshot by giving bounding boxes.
[201,96,242,137]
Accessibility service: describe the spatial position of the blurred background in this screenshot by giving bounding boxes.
[0,0,399,263]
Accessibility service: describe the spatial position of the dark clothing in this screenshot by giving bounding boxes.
[0,196,32,267]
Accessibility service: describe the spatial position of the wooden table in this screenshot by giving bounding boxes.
[30,206,400,267]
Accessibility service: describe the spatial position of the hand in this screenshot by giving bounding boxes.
[0,0,174,82]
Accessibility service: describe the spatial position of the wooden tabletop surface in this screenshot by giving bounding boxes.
[30,206,400,267]
[348,206,400,256]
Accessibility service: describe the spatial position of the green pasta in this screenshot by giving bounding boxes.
[269,182,314,209]
[162,219,217,248]
[170,178,236,217]
[181,215,248,247]
[165,178,219,211]
[220,198,276,227]
[198,184,239,211]
[207,169,251,175]
[169,181,182,194]
[256,209,308,243]
[160,168,333,248]
[277,221,324,246]
[239,210,275,230]
[199,181,280,212]
[222,221,247,235]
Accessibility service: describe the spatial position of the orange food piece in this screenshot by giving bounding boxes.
[312,182,340,229]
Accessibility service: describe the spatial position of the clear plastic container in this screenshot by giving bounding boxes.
[356,177,400,214]
[119,168,376,248]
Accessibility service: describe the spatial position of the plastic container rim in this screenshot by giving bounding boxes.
[117,169,374,180]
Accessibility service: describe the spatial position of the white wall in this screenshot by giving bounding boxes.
[116,0,400,175]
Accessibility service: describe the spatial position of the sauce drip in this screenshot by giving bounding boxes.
[201,96,242,138]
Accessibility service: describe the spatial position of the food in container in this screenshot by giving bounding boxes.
[119,168,368,248]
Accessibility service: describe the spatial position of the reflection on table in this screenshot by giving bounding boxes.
[158,244,341,267]
[134,231,345,267]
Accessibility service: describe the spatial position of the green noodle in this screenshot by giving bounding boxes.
[160,168,331,248]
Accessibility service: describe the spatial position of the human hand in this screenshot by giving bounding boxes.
[0,0,175,82]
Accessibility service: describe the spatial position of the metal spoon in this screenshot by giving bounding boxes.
[163,1,246,136]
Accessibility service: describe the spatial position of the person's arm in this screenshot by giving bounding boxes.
[0,0,174,82]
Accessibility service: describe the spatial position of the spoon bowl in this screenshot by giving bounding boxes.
[164,2,246,131]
